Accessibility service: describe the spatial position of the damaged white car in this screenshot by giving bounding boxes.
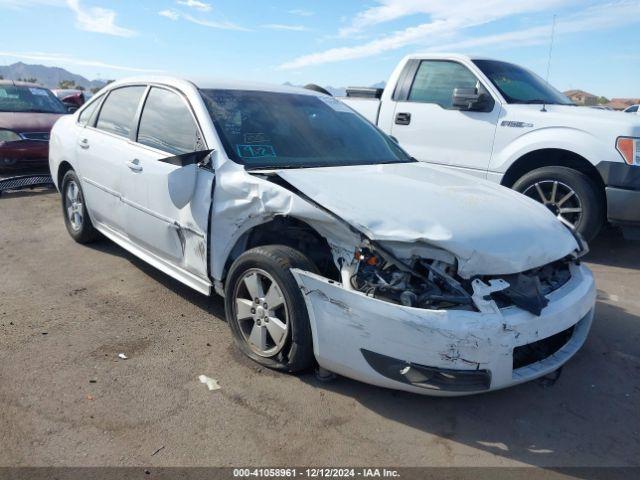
[49,78,596,395]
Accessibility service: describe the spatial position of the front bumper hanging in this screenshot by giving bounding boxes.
[292,263,595,396]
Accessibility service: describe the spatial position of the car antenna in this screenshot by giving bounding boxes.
[542,14,557,113]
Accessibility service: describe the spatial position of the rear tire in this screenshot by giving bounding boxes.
[512,166,604,242]
[224,245,318,373]
[61,169,100,244]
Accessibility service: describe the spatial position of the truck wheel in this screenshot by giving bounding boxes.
[225,245,318,373]
[513,166,603,241]
[61,170,100,244]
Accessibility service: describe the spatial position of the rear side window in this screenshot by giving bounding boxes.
[137,87,200,155]
[96,86,146,138]
[408,61,478,108]
[77,96,102,126]
[627,105,638,113]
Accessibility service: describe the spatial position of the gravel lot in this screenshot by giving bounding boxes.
[1,189,639,469]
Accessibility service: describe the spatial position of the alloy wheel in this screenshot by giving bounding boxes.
[232,268,289,357]
[65,180,84,231]
[523,180,583,230]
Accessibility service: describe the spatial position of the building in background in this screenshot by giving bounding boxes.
[563,89,598,106]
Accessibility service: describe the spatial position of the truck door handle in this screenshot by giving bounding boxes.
[126,159,143,172]
[79,138,90,149]
[395,112,411,125]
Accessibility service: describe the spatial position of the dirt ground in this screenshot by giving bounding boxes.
[0,189,638,469]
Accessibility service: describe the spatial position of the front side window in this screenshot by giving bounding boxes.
[626,105,638,113]
[408,61,479,108]
[473,60,573,105]
[137,87,201,155]
[96,86,146,138]
[200,89,412,170]
[0,85,66,114]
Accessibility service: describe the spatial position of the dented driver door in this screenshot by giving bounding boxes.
[119,86,214,294]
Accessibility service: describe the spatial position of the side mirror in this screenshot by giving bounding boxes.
[452,84,494,112]
[452,88,480,110]
[159,149,214,209]
[65,104,78,114]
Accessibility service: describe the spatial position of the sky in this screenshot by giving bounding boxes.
[0,0,639,97]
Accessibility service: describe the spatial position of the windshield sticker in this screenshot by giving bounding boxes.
[29,88,49,96]
[317,96,353,113]
[244,132,270,144]
[236,144,276,159]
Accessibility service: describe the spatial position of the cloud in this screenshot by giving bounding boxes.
[288,9,314,17]
[262,24,308,31]
[159,9,180,20]
[0,50,160,73]
[182,12,248,30]
[177,0,211,12]
[430,1,640,52]
[157,8,248,30]
[279,0,639,70]
[65,0,136,37]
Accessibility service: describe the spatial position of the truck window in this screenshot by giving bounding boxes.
[408,61,478,108]
[473,60,573,105]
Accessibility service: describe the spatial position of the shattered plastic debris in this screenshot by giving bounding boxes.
[198,375,221,391]
[118,353,128,360]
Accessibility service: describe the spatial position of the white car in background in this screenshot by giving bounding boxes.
[49,77,596,396]
[342,54,640,241]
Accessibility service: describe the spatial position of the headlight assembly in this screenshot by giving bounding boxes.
[0,129,22,143]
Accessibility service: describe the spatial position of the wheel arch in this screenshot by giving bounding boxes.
[220,216,340,287]
[501,149,606,195]
[56,160,74,190]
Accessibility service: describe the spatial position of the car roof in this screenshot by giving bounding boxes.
[0,80,47,88]
[400,53,500,62]
[103,76,320,96]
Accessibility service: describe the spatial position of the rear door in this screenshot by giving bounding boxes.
[390,60,501,177]
[76,86,146,233]
[120,85,213,292]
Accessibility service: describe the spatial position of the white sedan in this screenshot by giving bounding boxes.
[49,77,596,396]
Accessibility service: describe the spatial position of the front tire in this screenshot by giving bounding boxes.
[512,166,604,242]
[224,245,318,372]
[61,169,99,244]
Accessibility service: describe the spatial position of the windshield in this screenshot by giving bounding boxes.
[200,89,412,169]
[0,85,67,113]
[473,60,574,105]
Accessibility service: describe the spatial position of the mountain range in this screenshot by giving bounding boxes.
[0,62,385,96]
[0,62,108,90]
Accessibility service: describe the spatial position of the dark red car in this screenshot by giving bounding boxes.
[0,80,69,171]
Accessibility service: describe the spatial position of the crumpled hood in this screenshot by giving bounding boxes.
[277,162,578,277]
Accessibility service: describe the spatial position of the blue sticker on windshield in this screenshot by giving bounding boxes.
[237,144,276,158]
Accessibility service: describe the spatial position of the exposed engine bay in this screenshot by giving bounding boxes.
[350,247,573,315]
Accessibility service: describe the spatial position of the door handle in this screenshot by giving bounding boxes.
[126,159,143,172]
[395,112,411,125]
[78,138,90,149]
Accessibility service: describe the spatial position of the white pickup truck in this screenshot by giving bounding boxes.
[341,53,640,241]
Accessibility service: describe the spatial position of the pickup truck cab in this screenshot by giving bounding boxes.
[342,53,640,241]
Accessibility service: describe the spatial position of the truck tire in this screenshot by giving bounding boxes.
[512,166,603,242]
[61,169,100,244]
[224,245,318,373]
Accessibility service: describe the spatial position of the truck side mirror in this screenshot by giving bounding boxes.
[452,84,494,112]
